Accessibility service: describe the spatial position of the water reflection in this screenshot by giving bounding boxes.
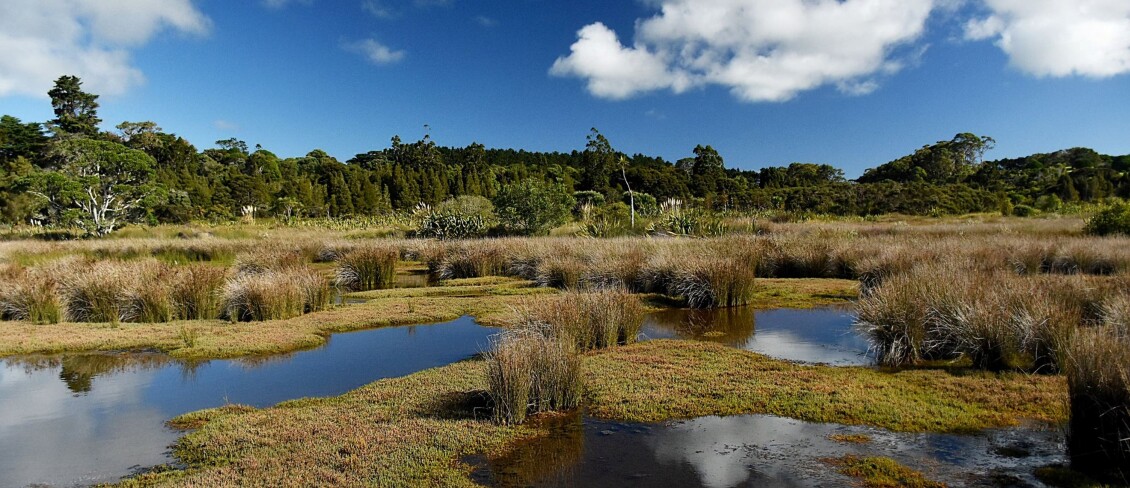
[642,307,873,366]
[482,414,1066,488]
[0,317,498,487]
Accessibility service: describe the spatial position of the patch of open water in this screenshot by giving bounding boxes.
[642,306,873,366]
[473,413,1065,488]
[0,316,497,488]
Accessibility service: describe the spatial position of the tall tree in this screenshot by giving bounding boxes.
[582,128,615,194]
[48,76,102,136]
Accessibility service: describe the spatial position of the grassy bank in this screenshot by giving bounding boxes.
[116,340,1065,487]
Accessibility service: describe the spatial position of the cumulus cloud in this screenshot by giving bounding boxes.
[345,38,407,65]
[0,0,209,98]
[551,0,936,102]
[964,0,1130,78]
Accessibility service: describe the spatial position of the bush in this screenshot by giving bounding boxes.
[494,179,575,236]
[414,196,497,239]
[1012,204,1038,217]
[1085,202,1130,236]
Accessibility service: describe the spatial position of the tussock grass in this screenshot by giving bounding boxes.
[486,328,582,425]
[431,241,508,280]
[58,260,142,323]
[170,264,228,320]
[0,270,61,324]
[517,289,646,351]
[662,251,758,309]
[334,245,398,291]
[222,267,329,322]
[1065,311,1130,482]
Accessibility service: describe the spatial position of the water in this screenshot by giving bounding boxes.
[0,316,498,488]
[475,413,1065,488]
[642,306,874,366]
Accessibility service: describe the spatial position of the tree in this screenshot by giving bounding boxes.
[31,139,158,236]
[48,76,102,136]
[493,179,574,236]
[582,128,615,194]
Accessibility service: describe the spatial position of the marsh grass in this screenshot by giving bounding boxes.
[58,260,139,323]
[486,328,582,425]
[664,253,758,309]
[1064,297,1130,482]
[433,242,507,280]
[827,455,946,488]
[517,290,646,351]
[170,264,228,320]
[334,245,398,291]
[222,267,329,322]
[0,271,61,324]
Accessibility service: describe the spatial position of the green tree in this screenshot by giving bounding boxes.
[493,179,574,236]
[31,139,158,236]
[582,128,615,194]
[48,76,102,136]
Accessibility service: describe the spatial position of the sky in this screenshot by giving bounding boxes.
[0,0,1128,178]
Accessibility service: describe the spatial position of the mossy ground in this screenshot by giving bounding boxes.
[827,455,946,488]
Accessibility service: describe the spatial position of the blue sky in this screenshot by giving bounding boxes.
[1,0,1128,177]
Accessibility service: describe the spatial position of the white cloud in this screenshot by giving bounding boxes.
[362,0,395,19]
[551,0,937,102]
[0,0,209,98]
[964,0,1130,78]
[474,15,498,28]
[262,0,313,8]
[345,38,407,65]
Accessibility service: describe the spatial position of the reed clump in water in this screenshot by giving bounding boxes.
[334,245,398,291]
[485,328,581,425]
[661,251,758,309]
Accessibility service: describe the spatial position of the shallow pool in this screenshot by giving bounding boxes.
[642,306,874,366]
[0,316,498,487]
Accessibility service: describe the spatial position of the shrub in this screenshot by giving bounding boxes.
[334,245,398,291]
[494,179,575,236]
[1012,204,1038,217]
[1084,202,1130,236]
[486,329,582,425]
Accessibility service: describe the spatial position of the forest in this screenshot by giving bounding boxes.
[1,76,1128,236]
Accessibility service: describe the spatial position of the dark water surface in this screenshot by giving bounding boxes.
[0,316,498,487]
[476,413,1065,488]
[642,306,873,366]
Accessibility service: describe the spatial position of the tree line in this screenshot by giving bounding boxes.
[1,76,1128,235]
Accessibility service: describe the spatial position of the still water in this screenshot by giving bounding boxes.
[642,306,873,366]
[0,316,498,488]
[476,413,1065,488]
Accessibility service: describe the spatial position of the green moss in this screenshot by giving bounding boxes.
[828,455,946,488]
[583,340,1066,433]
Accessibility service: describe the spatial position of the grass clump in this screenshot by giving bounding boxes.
[170,264,227,320]
[334,245,398,291]
[0,270,62,324]
[58,260,141,323]
[222,267,330,322]
[827,455,946,488]
[486,328,582,425]
[663,253,757,309]
[518,289,646,351]
[1065,319,1130,483]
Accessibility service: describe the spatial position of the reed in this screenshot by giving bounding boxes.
[1065,324,1130,482]
[222,267,327,322]
[518,289,646,351]
[0,271,61,324]
[665,253,757,309]
[170,264,228,320]
[334,245,398,291]
[485,328,582,425]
